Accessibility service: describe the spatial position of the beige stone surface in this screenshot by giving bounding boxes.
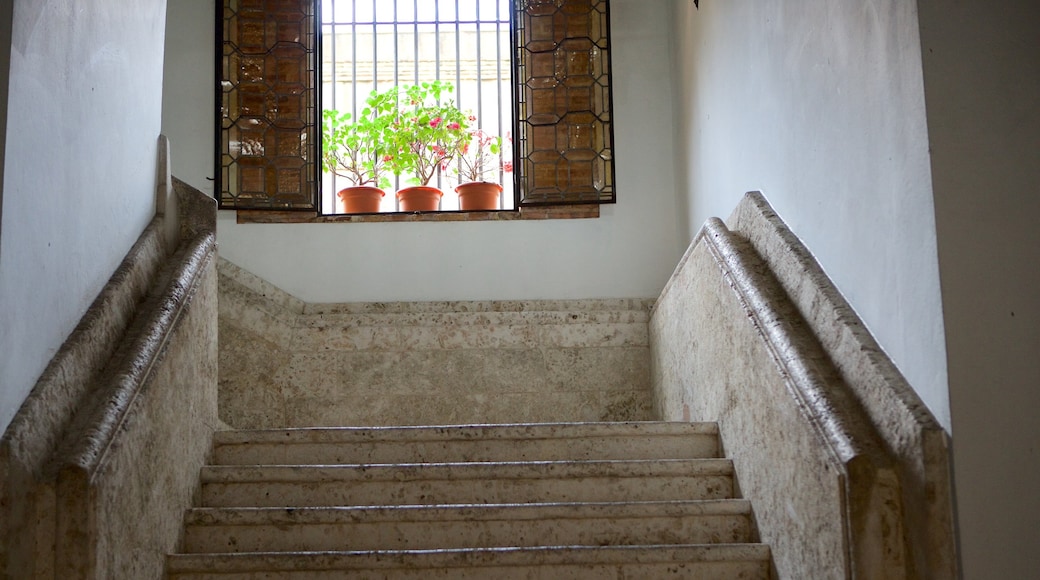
[0,167,220,580]
[728,191,957,579]
[651,218,908,578]
[168,421,771,579]
[200,458,736,507]
[218,260,656,427]
[0,221,168,579]
[211,421,721,464]
[55,246,219,579]
[167,544,771,579]
[182,500,754,552]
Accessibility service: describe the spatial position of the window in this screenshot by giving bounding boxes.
[321,0,514,212]
[217,0,615,214]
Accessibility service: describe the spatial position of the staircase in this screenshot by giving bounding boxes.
[166,422,771,578]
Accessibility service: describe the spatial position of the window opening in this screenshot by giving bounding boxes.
[321,0,515,213]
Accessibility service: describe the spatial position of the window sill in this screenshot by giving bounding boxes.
[235,205,600,224]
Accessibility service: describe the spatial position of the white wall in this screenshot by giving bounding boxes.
[0,0,167,434]
[669,1,951,431]
[917,1,1040,577]
[164,0,681,303]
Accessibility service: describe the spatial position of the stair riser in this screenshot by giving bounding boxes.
[213,435,719,465]
[201,474,734,507]
[184,513,752,552]
[169,424,769,580]
[167,560,770,579]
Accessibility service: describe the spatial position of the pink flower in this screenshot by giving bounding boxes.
[468,115,476,122]
[447,122,461,130]
[503,161,514,172]
[382,154,393,162]
[429,117,442,128]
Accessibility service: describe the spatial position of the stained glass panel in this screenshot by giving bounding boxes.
[219,0,318,210]
[514,0,614,205]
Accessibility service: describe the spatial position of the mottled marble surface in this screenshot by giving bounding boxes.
[650,215,911,578]
[0,162,220,580]
[169,422,770,579]
[728,191,957,579]
[55,242,220,579]
[0,219,169,579]
[218,259,655,427]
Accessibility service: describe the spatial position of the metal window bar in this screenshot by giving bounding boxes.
[321,0,513,213]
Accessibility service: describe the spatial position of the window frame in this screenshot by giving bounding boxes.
[216,0,616,215]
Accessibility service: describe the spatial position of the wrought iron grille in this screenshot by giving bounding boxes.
[321,0,515,213]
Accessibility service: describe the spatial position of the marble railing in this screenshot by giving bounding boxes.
[0,137,220,579]
[650,192,957,579]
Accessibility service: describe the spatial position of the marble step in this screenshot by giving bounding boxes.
[200,458,735,508]
[211,421,720,465]
[166,543,771,579]
[183,499,754,553]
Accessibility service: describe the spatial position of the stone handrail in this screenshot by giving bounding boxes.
[699,217,907,578]
[0,136,220,580]
[652,214,910,578]
[727,192,957,579]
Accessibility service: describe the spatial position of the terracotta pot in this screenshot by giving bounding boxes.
[396,186,443,211]
[337,186,385,213]
[455,181,503,211]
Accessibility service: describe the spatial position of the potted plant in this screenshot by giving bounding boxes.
[452,129,512,210]
[385,81,470,211]
[321,89,396,213]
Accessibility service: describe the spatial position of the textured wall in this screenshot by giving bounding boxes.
[218,259,654,427]
[651,220,903,578]
[0,220,168,579]
[57,249,219,579]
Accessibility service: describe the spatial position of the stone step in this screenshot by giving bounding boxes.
[166,543,771,579]
[211,422,720,465]
[200,458,735,508]
[182,499,754,553]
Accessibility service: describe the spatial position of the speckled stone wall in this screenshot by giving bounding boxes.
[728,192,957,579]
[218,259,655,427]
[0,220,168,580]
[55,245,219,579]
[650,192,957,579]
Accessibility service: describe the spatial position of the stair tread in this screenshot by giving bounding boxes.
[213,421,718,445]
[185,499,753,525]
[170,421,768,578]
[167,543,772,571]
[201,458,734,482]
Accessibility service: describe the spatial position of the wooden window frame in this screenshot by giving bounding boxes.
[217,0,616,216]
